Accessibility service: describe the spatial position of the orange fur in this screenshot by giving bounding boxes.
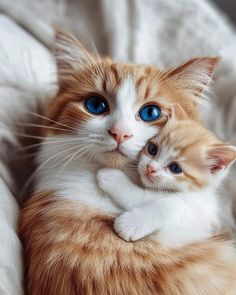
[20,192,236,295]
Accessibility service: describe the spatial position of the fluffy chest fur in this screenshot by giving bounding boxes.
[36,136,121,214]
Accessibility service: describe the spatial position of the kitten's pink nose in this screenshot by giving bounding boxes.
[146,164,156,175]
[108,127,133,144]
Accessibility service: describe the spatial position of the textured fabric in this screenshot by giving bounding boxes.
[0,14,56,295]
[0,0,236,293]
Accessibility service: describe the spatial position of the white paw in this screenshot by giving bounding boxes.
[97,168,125,194]
[114,210,154,242]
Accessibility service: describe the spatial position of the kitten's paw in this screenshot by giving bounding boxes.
[114,210,153,242]
[97,168,125,194]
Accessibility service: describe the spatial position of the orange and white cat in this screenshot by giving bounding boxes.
[97,108,236,248]
[20,31,236,295]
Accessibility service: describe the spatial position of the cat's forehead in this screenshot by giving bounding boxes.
[88,61,162,102]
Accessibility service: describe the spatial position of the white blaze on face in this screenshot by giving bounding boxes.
[116,76,136,112]
[104,75,159,160]
[111,76,137,132]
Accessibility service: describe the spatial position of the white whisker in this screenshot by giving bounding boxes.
[20,144,83,198]
[15,122,74,133]
[23,110,79,132]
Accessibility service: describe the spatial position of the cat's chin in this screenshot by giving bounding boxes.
[99,151,128,168]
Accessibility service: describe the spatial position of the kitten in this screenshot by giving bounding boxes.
[97,106,236,248]
[20,31,236,295]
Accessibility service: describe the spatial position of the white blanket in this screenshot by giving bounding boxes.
[0,0,236,293]
[0,14,56,295]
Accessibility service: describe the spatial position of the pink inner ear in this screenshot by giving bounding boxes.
[208,146,236,174]
[210,159,227,174]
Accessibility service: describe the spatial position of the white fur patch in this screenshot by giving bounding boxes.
[116,76,136,110]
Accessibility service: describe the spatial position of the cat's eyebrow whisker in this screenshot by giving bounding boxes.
[87,35,102,64]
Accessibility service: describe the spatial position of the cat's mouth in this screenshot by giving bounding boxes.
[106,146,126,157]
[102,148,128,168]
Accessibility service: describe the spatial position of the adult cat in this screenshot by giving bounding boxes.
[20,31,236,294]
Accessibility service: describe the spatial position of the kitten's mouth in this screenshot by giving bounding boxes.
[144,173,155,183]
[144,172,162,184]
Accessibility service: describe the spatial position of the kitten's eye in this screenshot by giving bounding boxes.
[139,104,161,122]
[85,95,108,115]
[147,143,158,156]
[168,162,183,174]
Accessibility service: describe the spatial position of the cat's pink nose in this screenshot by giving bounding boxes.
[108,127,133,144]
[146,164,156,174]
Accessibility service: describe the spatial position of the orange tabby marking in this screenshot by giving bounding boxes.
[20,192,236,295]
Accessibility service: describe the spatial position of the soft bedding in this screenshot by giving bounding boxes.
[0,14,56,294]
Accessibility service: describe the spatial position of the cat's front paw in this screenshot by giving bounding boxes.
[114,210,154,242]
[97,168,125,195]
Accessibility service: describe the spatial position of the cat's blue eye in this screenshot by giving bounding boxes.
[147,143,158,156]
[169,162,183,174]
[85,95,108,115]
[139,104,161,122]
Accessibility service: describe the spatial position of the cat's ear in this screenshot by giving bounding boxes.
[54,30,95,83]
[207,145,236,174]
[169,104,188,120]
[162,57,220,101]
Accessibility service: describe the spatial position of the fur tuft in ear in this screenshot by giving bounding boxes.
[170,104,188,120]
[162,57,220,102]
[207,145,236,174]
[54,30,95,84]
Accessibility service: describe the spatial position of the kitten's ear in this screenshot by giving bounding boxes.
[162,57,220,101]
[54,30,95,83]
[207,145,236,174]
[170,104,188,120]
